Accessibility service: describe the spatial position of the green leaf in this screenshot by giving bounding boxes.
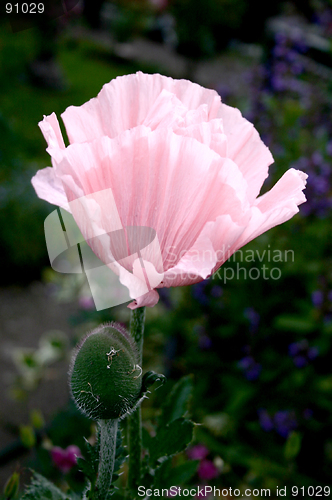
[142,426,154,451]
[113,427,127,475]
[149,418,195,463]
[77,436,100,484]
[21,472,68,500]
[77,457,96,483]
[160,375,194,426]
[274,314,316,333]
[19,425,36,449]
[284,431,302,461]
[170,460,199,485]
[154,458,199,488]
[153,457,172,488]
[79,426,126,494]
[65,492,81,500]
[83,436,100,469]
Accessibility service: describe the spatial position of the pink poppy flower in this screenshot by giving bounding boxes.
[32,72,307,309]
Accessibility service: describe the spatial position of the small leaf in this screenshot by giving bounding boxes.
[274,315,315,333]
[153,457,172,488]
[77,436,100,485]
[65,492,81,500]
[150,418,195,463]
[169,460,199,485]
[113,426,127,476]
[79,426,126,488]
[30,409,45,430]
[77,457,96,483]
[284,431,302,461]
[154,458,199,489]
[19,425,36,449]
[83,437,99,473]
[21,471,67,500]
[160,375,194,426]
[142,426,154,451]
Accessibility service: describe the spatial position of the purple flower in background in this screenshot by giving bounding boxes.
[303,408,313,420]
[308,346,319,359]
[197,459,220,481]
[192,281,223,308]
[158,287,172,309]
[293,354,308,368]
[210,285,223,298]
[259,409,297,437]
[187,444,210,461]
[258,409,274,432]
[51,445,82,474]
[288,339,319,367]
[78,295,94,310]
[244,307,260,333]
[274,410,297,438]
[192,281,210,306]
[293,153,332,218]
[267,31,308,94]
[313,6,332,35]
[198,334,212,350]
[327,141,332,156]
[193,324,212,350]
[312,151,323,166]
[238,356,262,381]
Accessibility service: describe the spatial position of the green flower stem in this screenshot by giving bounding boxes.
[127,306,146,493]
[130,306,145,365]
[94,418,118,500]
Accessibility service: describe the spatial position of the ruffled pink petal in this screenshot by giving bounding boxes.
[131,258,164,289]
[163,214,245,287]
[217,104,274,202]
[127,289,160,309]
[142,89,187,130]
[174,119,227,158]
[31,167,71,212]
[183,104,209,126]
[142,90,227,156]
[255,168,307,212]
[39,113,66,150]
[232,168,307,251]
[61,72,222,144]
[162,230,217,287]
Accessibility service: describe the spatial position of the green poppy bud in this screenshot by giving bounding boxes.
[69,323,142,420]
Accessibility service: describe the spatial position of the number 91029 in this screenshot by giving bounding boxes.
[292,486,330,496]
[6,3,45,14]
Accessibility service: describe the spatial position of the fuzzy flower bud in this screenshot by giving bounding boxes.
[69,323,142,420]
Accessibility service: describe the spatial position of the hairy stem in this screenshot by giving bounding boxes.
[94,418,118,500]
[127,306,146,493]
